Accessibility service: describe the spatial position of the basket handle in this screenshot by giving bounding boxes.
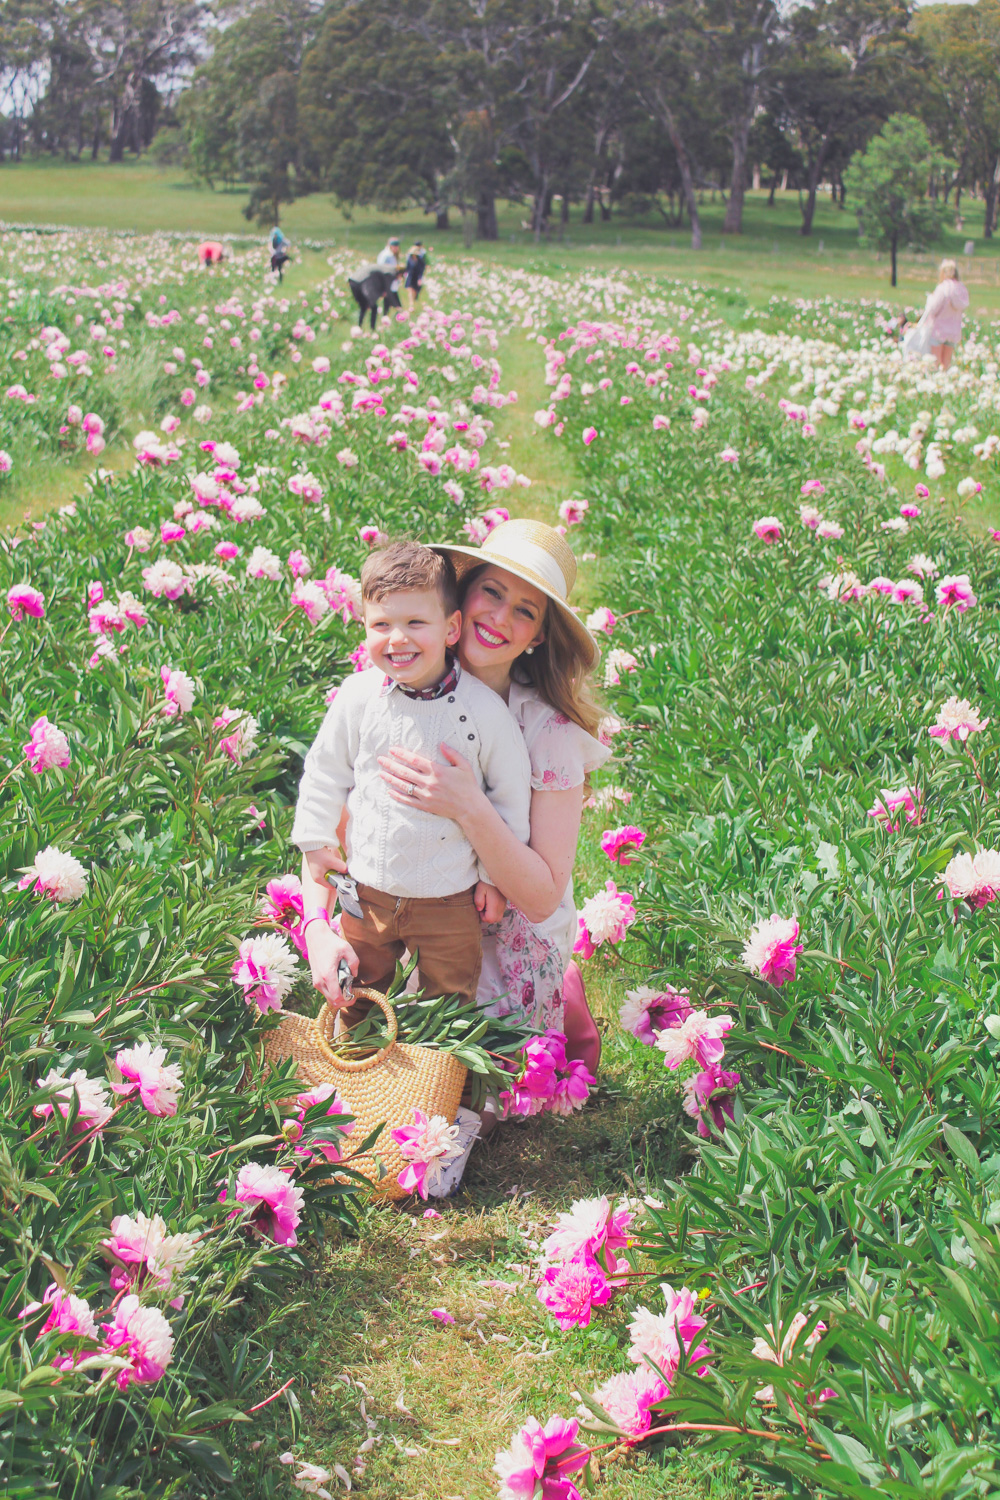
[311,988,399,1072]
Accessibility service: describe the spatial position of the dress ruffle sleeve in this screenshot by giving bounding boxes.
[511,684,613,792]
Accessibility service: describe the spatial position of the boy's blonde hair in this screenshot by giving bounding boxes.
[361,541,458,614]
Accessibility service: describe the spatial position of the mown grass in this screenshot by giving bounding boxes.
[7,157,1000,310]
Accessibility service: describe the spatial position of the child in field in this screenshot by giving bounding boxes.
[293,541,531,1011]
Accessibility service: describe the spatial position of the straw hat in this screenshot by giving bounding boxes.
[432,518,597,667]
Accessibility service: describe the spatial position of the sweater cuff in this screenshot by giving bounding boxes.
[296,839,332,854]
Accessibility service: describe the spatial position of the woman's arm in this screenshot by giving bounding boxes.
[378,744,583,924]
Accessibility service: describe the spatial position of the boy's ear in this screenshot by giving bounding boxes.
[445,609,462,646]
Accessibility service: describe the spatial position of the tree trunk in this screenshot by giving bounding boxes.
[752,163,761,191]
[984,162,998,239]
[583,181,595,223]
[799,141,830,237]
[767,173,778,207]
[532,175,550,241]
[723,120,751,233]
[890,230,898,287]
[476,188,497,240]
[436,207,450,230]
[561,189,570,225]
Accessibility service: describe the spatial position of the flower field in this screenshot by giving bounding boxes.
[3,230,1000,1497]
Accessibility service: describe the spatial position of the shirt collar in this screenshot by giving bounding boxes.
[381,652,461,701]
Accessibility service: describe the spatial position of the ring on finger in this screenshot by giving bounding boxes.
[405,781,417,796]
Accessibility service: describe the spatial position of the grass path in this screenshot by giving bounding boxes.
[230,334,751,1499]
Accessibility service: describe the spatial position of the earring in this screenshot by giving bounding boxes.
[524,646,535,655]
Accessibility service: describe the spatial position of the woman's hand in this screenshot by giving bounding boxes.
[305,921,359,1009]
[377,743,485,820]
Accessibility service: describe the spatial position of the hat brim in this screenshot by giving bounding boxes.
[431,543,599,669]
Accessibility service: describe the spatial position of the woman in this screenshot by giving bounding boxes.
[924,258,969,371]
[404,243,429,310]
[378,519,608,1075]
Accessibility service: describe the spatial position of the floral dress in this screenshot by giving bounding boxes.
[478,681,611,1029]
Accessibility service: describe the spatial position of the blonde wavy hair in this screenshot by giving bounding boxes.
[939,259,960,282]
[459,564,603,739]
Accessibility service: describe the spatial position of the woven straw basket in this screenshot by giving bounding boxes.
[263,988,467,1201]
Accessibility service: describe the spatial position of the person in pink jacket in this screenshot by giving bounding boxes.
[924,259,970,370]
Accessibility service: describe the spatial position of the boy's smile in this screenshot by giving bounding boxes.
[364,589,461,692]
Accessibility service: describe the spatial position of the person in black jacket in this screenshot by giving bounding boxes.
[347,266,395,330]
[404,242,429,310]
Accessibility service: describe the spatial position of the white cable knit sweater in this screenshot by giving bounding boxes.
[291,667,531,897]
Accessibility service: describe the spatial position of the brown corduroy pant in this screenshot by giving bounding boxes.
[339,883,483,1016]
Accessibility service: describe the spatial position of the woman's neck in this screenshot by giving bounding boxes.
[459,652,513,703]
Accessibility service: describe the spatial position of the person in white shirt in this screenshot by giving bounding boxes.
[375,236,402,313]
[293,541,530,1010]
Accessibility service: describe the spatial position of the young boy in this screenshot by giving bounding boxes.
[292,541,530,1010]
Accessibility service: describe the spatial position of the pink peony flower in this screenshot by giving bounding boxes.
[293,1081,354,1164]
[541,1195,633,1272]
[558,498,589,526]
[141,559,191,600]
[682,1063,741,1137]
[7,583,45,620]
[18,845,87,902]
[575,880,637,956]
[215,540,239,561]
[34,1068,113,1135]
[752,516,783,544]
[537,1258,611,1329]
[600,825,646,866]
[124,526,154,552]
[214,706,259,764]
[652,414,670,431]
[936,574,977,613]
[585,606,616,635]
[582,426,597,445]
[291,579,330,624]
[915,483,930,499]
[799,504,822,529]
[112,1041,183,1116]
[391,1108,464,1199]
[160,666,195,717]
[260,873,305,949]
[940,848,1000,909]
[741,915,803,986]
[430,1307,456,1324]
[619,984,693,1045]
[23,716,70,773]
[494,1415,589,1500]
[101,1294,174,1389]
[359,524,387,546]
[160,520,186,544]
[890,578,924,606]
[225,1162,305,1246]
[868,783,922,831]
[816,520,843,540]
[588,1366,669,1441]
[800,480,825,496]
[628,1284,711,1379]
[102,1212,196,1295]
[21,1282,98,1343]
[752,1312,828,1402]
[656,1009,733,1071]
[928,696,988,742]
[232,933,299,1013]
